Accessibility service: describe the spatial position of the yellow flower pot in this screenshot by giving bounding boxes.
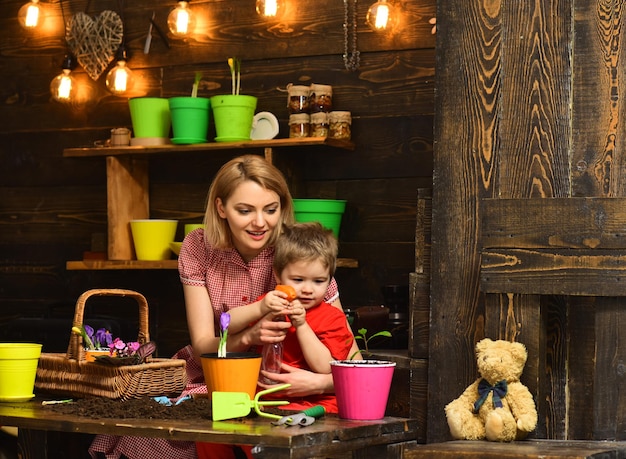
[0,343,42,401]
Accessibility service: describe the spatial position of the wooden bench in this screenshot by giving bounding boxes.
[404,440,626,458]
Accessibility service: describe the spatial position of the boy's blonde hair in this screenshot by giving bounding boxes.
[203,155,294,249]
[273,222,338,277]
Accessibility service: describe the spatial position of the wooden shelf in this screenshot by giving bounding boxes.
[63,137,355,159]
[66,260,179,270]
[64,137,356,268]
[67,258,358,270]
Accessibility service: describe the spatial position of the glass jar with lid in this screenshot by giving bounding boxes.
[329,111,351,140]
[289,113,310,138]
[309,84,333,113]
[287,84,310,114]
[310,112,329,137]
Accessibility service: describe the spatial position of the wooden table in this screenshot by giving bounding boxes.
[0,398,418,459]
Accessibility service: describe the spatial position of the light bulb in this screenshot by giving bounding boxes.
[18,0,43,30]
[50,54,77,103]
[256,0,283,17]
[106,60,135,96]
[50,69,75,103]
[168,1,197,38]
[366,0,397,32]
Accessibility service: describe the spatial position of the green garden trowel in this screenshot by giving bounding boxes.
[212,383,291,421]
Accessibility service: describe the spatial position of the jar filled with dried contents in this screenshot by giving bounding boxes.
[310,112,329,137]
[309,84,333,113]
[289,113,310,138]
[287,84,310,114]
[329,111,351,140]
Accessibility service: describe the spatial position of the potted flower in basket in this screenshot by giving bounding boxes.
[72,325,114,362]
[330,327,396,420]
[210,57,258,142]
[200,312,262,398]
[72,325,155,365]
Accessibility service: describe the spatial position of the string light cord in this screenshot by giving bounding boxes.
[58,0,75,68]
[59,0,67,41]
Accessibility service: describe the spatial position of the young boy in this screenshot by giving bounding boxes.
[229,221,355,413]
[196,223,354,459]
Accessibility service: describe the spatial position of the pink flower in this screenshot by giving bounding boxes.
[112,338,126,351]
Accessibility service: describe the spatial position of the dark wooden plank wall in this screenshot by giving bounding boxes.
[0,0,435,386]
[432,0,626,445]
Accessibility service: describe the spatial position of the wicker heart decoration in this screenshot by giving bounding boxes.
[67,11,123,81]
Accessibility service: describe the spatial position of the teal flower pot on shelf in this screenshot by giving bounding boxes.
[169,97,211,144]
[292,199,347,238]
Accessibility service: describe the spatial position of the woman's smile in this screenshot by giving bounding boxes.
[247,229,268,240]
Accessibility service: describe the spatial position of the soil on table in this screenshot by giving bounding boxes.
[44,396,290,421]
[45,396,215,420]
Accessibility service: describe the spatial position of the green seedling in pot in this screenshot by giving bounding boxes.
[228,57,241,95]
[349,328,392,360]
[191,71,201,97]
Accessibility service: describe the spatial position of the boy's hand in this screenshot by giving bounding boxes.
[261,290,291,315]
[286,300,306,327]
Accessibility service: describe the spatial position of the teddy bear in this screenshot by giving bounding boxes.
[444,338,537,442]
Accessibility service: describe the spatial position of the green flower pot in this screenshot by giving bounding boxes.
[128,97,171,139]
[292,199,347,238]
[210,95,257,142]
[169,96,211,144]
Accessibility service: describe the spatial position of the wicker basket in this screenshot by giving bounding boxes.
[35,289,187,400]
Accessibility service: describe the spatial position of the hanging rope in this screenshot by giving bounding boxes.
[343,0,360,71]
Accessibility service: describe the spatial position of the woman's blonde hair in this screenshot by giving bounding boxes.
[273,222,338,278]
[203,155,294,249]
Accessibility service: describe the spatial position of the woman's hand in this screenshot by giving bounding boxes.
[257,363,334,397]
[236,314,291,348]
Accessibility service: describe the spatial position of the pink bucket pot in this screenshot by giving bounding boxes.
[330,360,396,420]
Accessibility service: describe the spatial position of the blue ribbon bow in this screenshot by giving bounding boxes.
[473,379,507,413]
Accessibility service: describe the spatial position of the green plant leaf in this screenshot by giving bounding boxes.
[369,330,392,340]
[191,71,201,97]
[348,327,392,360]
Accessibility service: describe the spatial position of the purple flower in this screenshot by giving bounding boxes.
[218,312,230,358]
[220,312,231,332]
[95,328,112,348]
[84,325,95,341]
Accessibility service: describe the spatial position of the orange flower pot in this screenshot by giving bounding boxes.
[200,352,261,399]
[85,350,112,362]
